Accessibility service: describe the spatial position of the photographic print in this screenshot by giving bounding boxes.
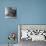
[5,7,17,18]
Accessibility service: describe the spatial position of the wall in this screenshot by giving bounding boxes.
[0,0,46,44]
[20,0,46,24]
